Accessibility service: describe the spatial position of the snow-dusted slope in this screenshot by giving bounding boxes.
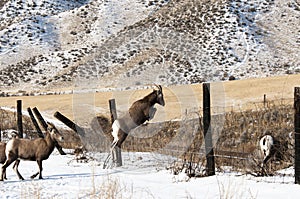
[0,0,299,93]
[0,0,168,92]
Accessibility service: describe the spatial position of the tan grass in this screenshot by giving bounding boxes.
[0,74,299,121]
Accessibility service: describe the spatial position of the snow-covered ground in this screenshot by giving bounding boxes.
[0,151,299,198]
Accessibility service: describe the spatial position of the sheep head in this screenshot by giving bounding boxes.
[47,122,64,142]
[154,84,165,106]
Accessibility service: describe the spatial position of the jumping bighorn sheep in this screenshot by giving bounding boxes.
[0,122,64,181]
[104,85,165,168]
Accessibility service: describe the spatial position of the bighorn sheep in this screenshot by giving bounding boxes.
[104,85,165,168]
[0,142,17,180]
[259,134,288,168]
[0,143,6,165]
[260,135,274,167]
[0,122,64,181]
[0,142,7,179]
[0,130,18,180]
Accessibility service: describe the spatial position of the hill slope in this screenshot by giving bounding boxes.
[0,0,299,93]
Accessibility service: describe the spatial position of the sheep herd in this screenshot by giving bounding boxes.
[0,85,294,180]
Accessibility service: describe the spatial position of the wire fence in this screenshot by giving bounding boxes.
[0,96,296,176]
[117,97,296,175]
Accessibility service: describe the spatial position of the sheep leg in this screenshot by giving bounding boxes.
[104,124,128,168]
[103,154,112,169]
[116,131,128,148]
[31,172,39,179]
[103,139,118,169]
[148,107,157,121]
[12,159,24,180]
[3,170,6,180]
[29,160,43,179]
[0,166,5,181]
[37,160,43,179]
[3,162,17,180]
[262,154,272,167]
[112,132,128,167]
[104,152,113,168]
[2,163,9,180]
[1,158,16,181]
[103,139,124,169]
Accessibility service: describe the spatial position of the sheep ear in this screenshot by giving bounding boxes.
[46,121,54,127]
[154,84,161,91]
[46,122,55,132]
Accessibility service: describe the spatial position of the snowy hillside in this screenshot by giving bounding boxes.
[0,0,299,93]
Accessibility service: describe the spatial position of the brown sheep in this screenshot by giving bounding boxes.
[0,122,64,181]
[104,85,165,168]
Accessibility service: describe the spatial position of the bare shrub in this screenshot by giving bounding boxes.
[215,101,294,174]
[93,100,294,174]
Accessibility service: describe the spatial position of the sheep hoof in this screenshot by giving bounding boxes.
[31,175,37,179]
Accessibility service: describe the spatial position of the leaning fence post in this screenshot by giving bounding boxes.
[203,83,215,176]
[33,107,66,155]
[54,111,85,136]
[32,107,48,131]
[294,87,300,184]
[17,100,23,138]
[27,107,44,138]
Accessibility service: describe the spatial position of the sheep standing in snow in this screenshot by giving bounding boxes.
[0,130,18,180]
[0,142,7,179]
[0,123,64,181]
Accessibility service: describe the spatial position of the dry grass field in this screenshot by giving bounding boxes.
[0,74,299,121]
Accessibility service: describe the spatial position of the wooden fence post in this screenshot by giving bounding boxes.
[33,107,66,155]
[53,111,85,136]
[294,87,300,184]
[109,99,117,123]
[203,83,215,176]
[27,107,44,138]
[109,99,122,166]
[32,107,48,131]
[17,100,23,138]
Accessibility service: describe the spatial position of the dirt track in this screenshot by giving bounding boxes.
[0,74,299,123]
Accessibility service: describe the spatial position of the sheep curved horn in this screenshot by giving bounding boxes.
[154,84,162,91]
